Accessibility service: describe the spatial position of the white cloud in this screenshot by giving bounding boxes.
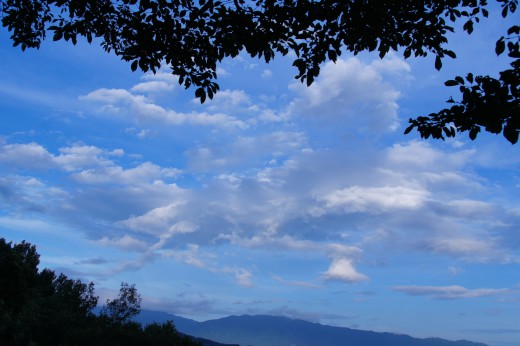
[55,145,109,171]
[234,268,253,287]
[131,81,174,93]
[323,257,368,283]
[0,142,55,169]
[261,69,273,79]
[97,234,149,252]
[428,237,496,259]
[205,89,251,112]
[448,266,464,276]
[186,131,307,172]
[119,202,188,235]
[319,185,428,213]
[287,57,406,133]
[82,87,248,130]
[394,285,508,299]
[72,161,181,185]
[272,274,320,289]
[162,244,210,269]
[385,141,475,171]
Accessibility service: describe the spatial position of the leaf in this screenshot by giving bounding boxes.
[131,60,138,72]
[195,87,206,103]
[435,55,442,70]
[445,80,459,86]
[466,73,473,83]
[505,130,519,144]
[327,50,337,61]
[502,5,508,18]
[495,39,506,56]
[443,126,454,137]
[469,127,480,140]
[404,124,415,135]
[508,26,520,35]
[444,50,456,59]
[454,76,464,84]
[463,20,473,34]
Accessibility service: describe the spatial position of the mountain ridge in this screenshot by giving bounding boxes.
[134,310,489,346]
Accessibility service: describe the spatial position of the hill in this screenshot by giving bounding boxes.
[134,310,488,346]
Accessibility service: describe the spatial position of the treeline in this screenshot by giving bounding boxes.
[0,238,201,346]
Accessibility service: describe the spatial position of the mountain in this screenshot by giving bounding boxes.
[134,310,488,346]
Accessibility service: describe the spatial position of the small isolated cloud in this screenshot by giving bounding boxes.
[448,266,464,276]
[393,285,508,299]
[234,268,253,287]
[261,69,273,79]
[323,257,368,283]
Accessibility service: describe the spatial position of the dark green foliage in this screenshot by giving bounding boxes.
[406,22,519,144]
[1,0,518,143]
[101,282,142,324]
[0,238,201,346]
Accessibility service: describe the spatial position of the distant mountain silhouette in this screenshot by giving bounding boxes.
[134,310,488,346]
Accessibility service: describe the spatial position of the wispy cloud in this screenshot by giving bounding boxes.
[393,285,508,299]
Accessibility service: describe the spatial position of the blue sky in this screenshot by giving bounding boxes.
[1,6,519,346]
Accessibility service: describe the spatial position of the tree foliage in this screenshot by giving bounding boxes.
[406,20,519,144]
[1,0,518,142]
[101,282,142,324]
[0,238,201,346]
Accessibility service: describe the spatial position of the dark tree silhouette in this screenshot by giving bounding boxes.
[0,238,202,346]
[1,0,518,142]
[101,282,142,324]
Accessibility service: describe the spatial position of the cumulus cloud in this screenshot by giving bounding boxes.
[323,257,368,283]
[0,142,180,186]
[394,285,508,299]
[3,53,519,295]
[286,57,406,133]
[118,202,189,235]
[186,131,307,172]
[82,86,248,130]
[318,185,428,213]
[385,141,475,171]
[72,161,181,185]
[0,142,55,169]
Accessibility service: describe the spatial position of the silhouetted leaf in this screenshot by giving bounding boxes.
[435,56,442,70]
[496,39,506,55]
[445,80,459,86]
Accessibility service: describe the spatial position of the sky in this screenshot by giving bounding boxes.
[1,5,519,346]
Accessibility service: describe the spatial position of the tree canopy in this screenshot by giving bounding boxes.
[1,0,518,143]
[0,238,202,346]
